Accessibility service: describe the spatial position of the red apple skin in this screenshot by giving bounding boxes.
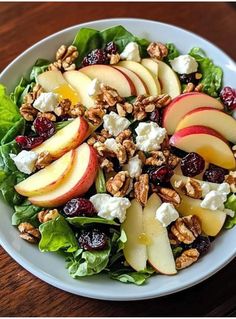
[29,144,98,207]
[181,106,224,117]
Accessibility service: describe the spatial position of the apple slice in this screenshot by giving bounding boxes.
[33,116,89,159]
[117,61,159,95]
[63,71,95,108]
[29,143,98,207]
[176,107,236,143]
[141,58,161,94]
[15,150,75,197]
[163,92,224,135]
[143,193,177,275]
[113,65,147,95]
[80,65,136,97]
[169,125,236,169]
[122,199,147,271]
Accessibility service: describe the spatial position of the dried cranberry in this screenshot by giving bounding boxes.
[149,109,161,125]
[63,198,97,217]
[104,42,117,55]
[148,165,174,184]
[15,135,44,150]
[180,152,205,177]
[82,49,109,66]
[179,73,198,85]
[220,86,236,111]
[78,229,108,251]
[191,236,211,256]
[203,164,228,183]
[33,117,55,139]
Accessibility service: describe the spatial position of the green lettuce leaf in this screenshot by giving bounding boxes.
[10,77,29,107]
[172,246,183,258]
[164,43,180,64]
[54,120,73,131]
[39,215,78,253]
[1,117,25,146]
[12,200,41,226]
[29,59,50,82]
[67,216,119,227]
[110,268,154,285]
[224,194,236,229]
[95,168,106,193]
[189,47,223,97]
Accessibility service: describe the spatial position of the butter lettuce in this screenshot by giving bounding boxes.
[224,194,236,229]
[12,200,41,227]
[67,216,119,227]
[164,43,179,64]
[95,168,106,193]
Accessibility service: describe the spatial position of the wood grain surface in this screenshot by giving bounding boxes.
[0,2,236,317]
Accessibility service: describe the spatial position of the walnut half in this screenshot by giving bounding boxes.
[171,215,202,244]
[106,171,132,197]
[176,248,200,270]
[134,174,149,206]
[18,222,41,244]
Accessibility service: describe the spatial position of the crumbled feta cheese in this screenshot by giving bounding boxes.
[104,138,119,153]
[123,155,142,178]
[103,111,131,136]
[201,181,230,198]
[33,92,59,113]
[201,182,211,198]
[120,42,141,62]
[10,150,38,174]
[87,78,102,98]
[135,122,166,152]
[200,190,227,211]
[90,194,131,223]
[215,182,231,195]
[170,55,198,74]
[224,208,235,218]
[155,203,179,227]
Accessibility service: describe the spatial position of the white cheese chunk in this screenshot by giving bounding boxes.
[200,190,227,211]
[120,42,141,62]
[33,92,59,113]
[104,138,119,153]
[10,150,38,175]
[224,208,235,218]
[123,155,142,178]
[155,202,179,227]
[90,194,131,223]
[135,122,166,152]
[201,182,211,198]
[87,78,102,98]
[170,54,198,74]
[103,111,131,136]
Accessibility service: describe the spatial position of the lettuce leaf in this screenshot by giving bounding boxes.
[1,117,25,146]
[110,268,154,285]
[188,47,223,97]
[10,77,29,107]
[29,59,50,82]
[95,168,106,193]
[224,194,236,229]
[164,43,179,64]
[39,215,78,253]
[12,200,41,227]
[67,216,119,227]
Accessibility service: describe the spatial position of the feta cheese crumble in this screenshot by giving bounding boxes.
[120,42,141,62]
[155,202,179,227]
[10,150,38,174]
[123,155,142,178]
[90,194,131,223]
[87,78,102,98]
[135,122,166,152]
[33,92,59,113]
[104,138,119,153]
[201,182,211,198]
[170,54,198,74]
[200,190,227,211]
[103,111,131,136]
[224,208,235,218]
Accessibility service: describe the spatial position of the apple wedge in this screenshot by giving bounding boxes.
[63,71,95,108]
[29,143,98,207]
[176,107,236,143]
[15,150,75,197]
[113,65,147,95]
[117,61,159,95]
[169,125,236,169]
[141,58,161,94]
[33,116,89,159]
[143,194,177,275]
[163,92,224,135]
[122,199,147,271]
[80,65,136,97]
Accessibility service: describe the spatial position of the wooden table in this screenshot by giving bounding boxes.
[0,2,236,317]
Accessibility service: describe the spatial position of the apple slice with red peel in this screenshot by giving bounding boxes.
[80,65,136,97]
[143,193,177,275]
[122,199,147,272]
[29,143,98,207]
[113,65,147,95]
[176,107,236,143]
[33,116,89,159]
[163,92,224,135]
[15,150,75,197]
[117,61,159,95]
[169,125,236,169]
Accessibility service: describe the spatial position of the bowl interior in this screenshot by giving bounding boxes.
[0,18,236,301]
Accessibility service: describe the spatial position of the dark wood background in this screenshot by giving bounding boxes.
[0,2,236,317]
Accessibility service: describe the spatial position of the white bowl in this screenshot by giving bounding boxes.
[0,18,235,301]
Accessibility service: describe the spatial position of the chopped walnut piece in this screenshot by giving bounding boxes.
[37,112,57,122]
[147,42,168,60]
[87,129,112,146]
[134,174,149,206]
[175,248,200,269]
[109,53,121,65]
[183,83,204,93]
[145,151,166,166]
[116,102,133,117]
[100,158,114,173]
[18,222,41,244]
[116,144,127,165]
[158,187,181,206]
[171,215,201,244]
[106,171,132,197]
[35,151,53,169]
[194,83,204,92]
[48,45,78,72]
[93,141,115,157]
[38,209,59,223]
[54,98,71,116]
[122,139,136,159]
[167,152,181,169]
[115,129,132,143]
[137,151,146,164]
[225,171,236,193]
[100,84,123,107]
[181,178,202,199]
[85,105,106,125]
[69,103,86,117]
[20,83,43,121]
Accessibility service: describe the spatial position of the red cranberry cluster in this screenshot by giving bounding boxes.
[82,42,118,66]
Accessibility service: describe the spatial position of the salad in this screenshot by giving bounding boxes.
[0,25,236,286]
